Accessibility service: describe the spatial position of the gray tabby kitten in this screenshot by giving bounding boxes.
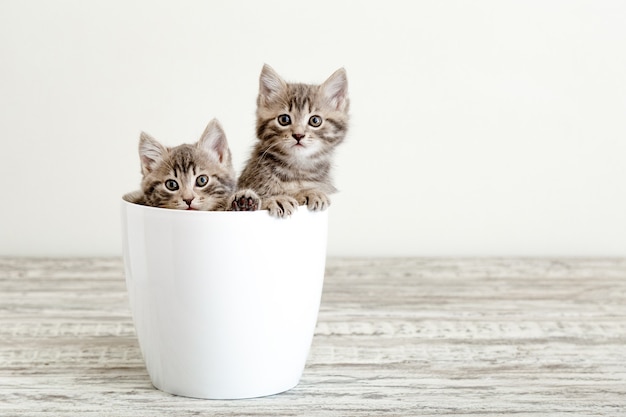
[137,119,237,211]
[233,64,349,217]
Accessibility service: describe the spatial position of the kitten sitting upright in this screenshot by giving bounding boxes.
[233,64,350,217]
[138,119,236,211]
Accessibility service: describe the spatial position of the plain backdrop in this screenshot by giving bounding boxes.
[1,0,624,257]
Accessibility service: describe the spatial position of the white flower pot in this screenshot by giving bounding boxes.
[120,195,328,399]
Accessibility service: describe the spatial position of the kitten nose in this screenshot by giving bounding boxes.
[184,197,194,206]
[292,133,305,142]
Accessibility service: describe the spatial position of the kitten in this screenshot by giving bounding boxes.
[137,119,236,211]
[233,64,349,217]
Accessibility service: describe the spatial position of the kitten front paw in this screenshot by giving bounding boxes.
[295,190,330,212]
[230,189,261,211]
[263,195,299,218]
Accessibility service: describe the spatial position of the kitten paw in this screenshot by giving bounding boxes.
[263,195,299,218]
[295,190,331,211]
[230,189,261,211]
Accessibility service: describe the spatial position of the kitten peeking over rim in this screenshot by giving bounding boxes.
[234,64,350,217]
[134,119,249,211]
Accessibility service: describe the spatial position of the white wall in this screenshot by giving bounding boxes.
[1,0,624,257]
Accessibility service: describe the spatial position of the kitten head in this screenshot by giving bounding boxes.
[138,119,236,210]
[255,64,349,167]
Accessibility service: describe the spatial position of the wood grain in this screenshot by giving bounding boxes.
[1,258,625,416]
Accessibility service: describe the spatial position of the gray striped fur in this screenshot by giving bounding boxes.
[236,64,350,217]
[137,119,236,211]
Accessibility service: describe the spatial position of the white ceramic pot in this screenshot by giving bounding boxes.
[120,194,328,399]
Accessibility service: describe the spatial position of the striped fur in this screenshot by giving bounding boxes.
[237,64,350,217]
[137,119,236,211]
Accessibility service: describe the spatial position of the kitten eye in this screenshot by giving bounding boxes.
[277,114,291,126]
[308,115,323,127]
[196,175,209,187]
[165,179,179,191]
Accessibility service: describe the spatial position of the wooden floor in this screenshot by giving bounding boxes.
[1,258,625,416]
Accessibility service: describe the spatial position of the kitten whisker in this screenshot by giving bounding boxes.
[255,141,282,169]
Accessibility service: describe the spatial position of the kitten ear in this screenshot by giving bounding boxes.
[198,118,230,164]
[139,132,167,175]
[321,68,349,112]
[258,64,287,105]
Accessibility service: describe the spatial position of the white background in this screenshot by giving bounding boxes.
[1,0,624,257]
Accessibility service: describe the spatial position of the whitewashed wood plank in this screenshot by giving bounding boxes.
[1,257,625,416]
